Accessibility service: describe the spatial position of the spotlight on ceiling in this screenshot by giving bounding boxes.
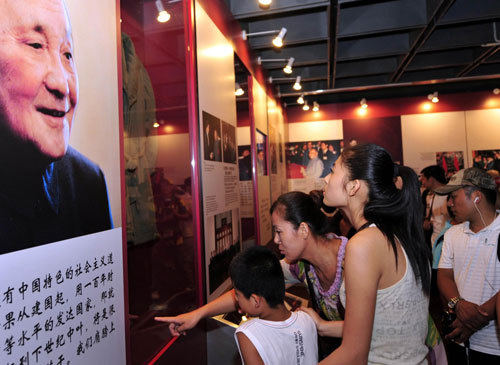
[312,101,319,112]
[360,98,368,109]
[493,88,500,95]
[283,57,294,74]
[235,82,244,96]
[258,0,272,9]
[272,28,287,48]
[297,94,304,104]
[428,91,439,103]
[155,0,171,23]
[293,76,302,91]
[242,27,287,48]
[302,100,310,111]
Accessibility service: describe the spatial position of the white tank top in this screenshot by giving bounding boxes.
[340,245,429,365]
[234,311,318,365]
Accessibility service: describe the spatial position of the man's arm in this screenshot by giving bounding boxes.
[236,332,264,365]
[479,292,498,321]
[437,268,488,332]
[496,291,500,324]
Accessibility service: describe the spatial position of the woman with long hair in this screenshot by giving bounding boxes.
[303,143,432,364]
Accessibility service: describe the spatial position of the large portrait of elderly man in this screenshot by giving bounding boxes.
[0,0,121,254]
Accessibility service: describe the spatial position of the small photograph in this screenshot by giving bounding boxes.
[202,111,222,162]
[284,293,308,311]
[435,151,464,180]
[222,121,237,164]
[256,130,268,176]
[286,140,342,179]
[472,149,500,173]
[238,145,252,181]
[270,142,278,175]
[208,209,241,294]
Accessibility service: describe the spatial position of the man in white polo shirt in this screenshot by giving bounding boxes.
[436,167,500,364]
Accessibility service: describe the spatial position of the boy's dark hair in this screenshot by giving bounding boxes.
[421,165,447,184]
[229,246,285,308]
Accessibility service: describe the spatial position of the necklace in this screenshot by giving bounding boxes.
[310,236,348,302]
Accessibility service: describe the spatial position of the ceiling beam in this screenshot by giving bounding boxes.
[328,0,340,89]
[389,0,456,83]
[457,45,500,77]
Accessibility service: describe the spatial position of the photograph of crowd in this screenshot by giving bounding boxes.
[285,139,343,179]
[435,151,464,180]
[472,149,500,173]
[202,111,222,162]
[256,130,268,176]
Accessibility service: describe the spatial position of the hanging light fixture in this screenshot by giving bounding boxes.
[493,88,500,95]
[302,101,310,111]
[293,76,302,91]
[283,57,294,74]
[155,0,171,23]
[312,101,319,112]
[235,82,244,96]
[242,27,287,48]
[272,28,287,48]
[297,94,304,104]
[428,91,439,103]
[360,98,368,109]
[258,0,272,9]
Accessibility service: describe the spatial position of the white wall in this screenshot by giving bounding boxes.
[465,109,500,158]
[288,120,343,142]
[67,0,121,226]
[401,111,467,172]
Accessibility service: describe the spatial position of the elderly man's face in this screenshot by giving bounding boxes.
[0,0,78,160]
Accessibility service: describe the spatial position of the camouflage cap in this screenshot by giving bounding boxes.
[434,167,497,195]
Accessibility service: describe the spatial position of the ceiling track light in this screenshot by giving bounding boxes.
[312,101,319,112]
[493,88,500,95]
[360,98,368,109]
[258,0,272,9]
[297,94,304,104]
[257,57,295,74]
[155,0,171,23]
[293,76,302,91]
[481,22,500,47]
[302,100,310,111]
[272,28,287,48]
[427,91,439,103]
[242,27,287,48]
[283,57,295,74]
[235,82,244,96]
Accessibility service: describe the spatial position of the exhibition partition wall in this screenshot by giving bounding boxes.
[120,0,204,363]
[121,0,287,363]
[250,78,273,246]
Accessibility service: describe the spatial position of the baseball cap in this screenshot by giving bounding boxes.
[434,167,497,195]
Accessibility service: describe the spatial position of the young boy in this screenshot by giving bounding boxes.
[229,246,318,365]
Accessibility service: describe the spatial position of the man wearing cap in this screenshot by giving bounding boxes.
[436,168,500,363]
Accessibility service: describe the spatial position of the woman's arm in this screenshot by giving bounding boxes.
[321,232,381,365]
[299,307,344,337]
[155,289,237,336]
